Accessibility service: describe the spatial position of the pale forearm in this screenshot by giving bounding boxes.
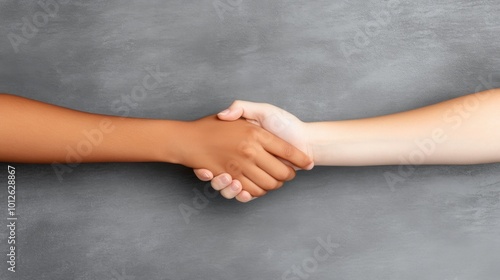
[0,93,178,164]
[308,89,500,166]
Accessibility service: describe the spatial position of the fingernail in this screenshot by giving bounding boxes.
[305,162,315,170]
[231,183,240,191]
[202,172,211,179]
[218,109,230,115]
[221,175,231,185]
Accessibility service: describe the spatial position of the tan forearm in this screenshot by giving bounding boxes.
[308,89,500,166]
[0,93,314,196]
[0,93,179,164]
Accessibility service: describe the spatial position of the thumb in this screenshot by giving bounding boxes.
[217,106,243,121]
[217,100,270,122]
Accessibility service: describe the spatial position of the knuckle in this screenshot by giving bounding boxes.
[260,176,286,191]
[248,126,261,140]
[238,141,257,159]
[274,169,289,181]
[232,100,243,107]
[275,166,295,181]
[225,159,241,174]
[266,180,282,191]
[271,166,292,181]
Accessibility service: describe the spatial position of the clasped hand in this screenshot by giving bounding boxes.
[177,115,313,198]
[190,102,314,202]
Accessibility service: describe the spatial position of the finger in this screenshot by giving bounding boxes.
[193,169,214,181]
[217,105,243,121]
[242,165,284,191]
[256,152,296,181]
[235,136,296,182]
[235,190,254,203]
[217,100,271,122]
[278,158,301,171]
[277,157,315,171]
[220,180,242,199]
[237,176,268,197]
[260,131,314,170]
[210,173,233,191]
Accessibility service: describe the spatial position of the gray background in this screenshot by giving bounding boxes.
[1,0,500,279]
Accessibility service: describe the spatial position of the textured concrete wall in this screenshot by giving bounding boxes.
[1,1,500,279]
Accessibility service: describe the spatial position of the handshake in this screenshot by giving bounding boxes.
[187,89,500,202]
[185,100,317,203]
[2,89,498,200]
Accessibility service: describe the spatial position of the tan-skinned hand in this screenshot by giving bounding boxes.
[180,114,313,197]
[193,103,313,201]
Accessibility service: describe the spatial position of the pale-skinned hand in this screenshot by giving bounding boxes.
[193,102,314,202]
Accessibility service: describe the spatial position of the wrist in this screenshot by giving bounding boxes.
[304,121,339,166]
[301,121,316,163]
[157,120,191,164]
